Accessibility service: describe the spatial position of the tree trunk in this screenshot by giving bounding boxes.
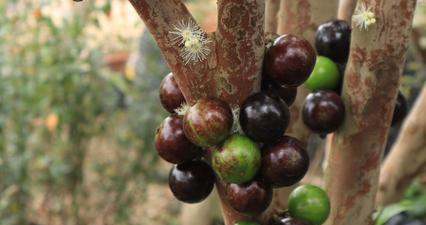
[324,1,417,225]
[337,0,358,22]
[376,84,426,205]
[128,0,265,224]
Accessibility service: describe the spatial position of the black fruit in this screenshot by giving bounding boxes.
[225,177,273,214]
[302,91,345,135]
[264,34,316,87]
[261,136,309,187]
[391,91,408,126]
[169,160,215,203]
[262,78,298,106]
[240,93,290,144]
[315,20,351,63]
[155,114,201,164]
[159,73,186,113]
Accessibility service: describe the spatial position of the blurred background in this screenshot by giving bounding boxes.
[0,1,425,225]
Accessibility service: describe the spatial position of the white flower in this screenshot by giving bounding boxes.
[353,3,377,30]
[170,19,211,64]
[231,106,244,134]
[174,103,191,116]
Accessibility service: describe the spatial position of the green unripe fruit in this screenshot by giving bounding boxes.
[234,220,260,225]
[305,56,340,91]
[212,134,261,184]
[288,184,330,225]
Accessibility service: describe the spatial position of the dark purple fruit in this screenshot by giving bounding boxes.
[262,78,298,106]
[240,93,290,144]
[264,34,316,87]
[261,136,309,187]
[169,160,215,203]
[391,91,408,126]
[159,73,186,113]
[183,98,233,147]
[315,20,351,63]
[155,114,201,164]
[225,177,273,214]
[302,91,345,135]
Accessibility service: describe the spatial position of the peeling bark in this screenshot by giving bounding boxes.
[128,0,263,105]
[323,1,417,225]
[377,85,426,206]
[338,0,358,22]
[215,0,265,105]
[265,0,280,33]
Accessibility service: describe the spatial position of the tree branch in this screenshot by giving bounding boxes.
[265,0,280,33]
[377,84,426,205]
[128,0,216,104]
[323,1,417,225]
[338,0,358,22]
[215,0,265,106]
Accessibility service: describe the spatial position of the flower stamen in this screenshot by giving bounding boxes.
[353,3,377,30]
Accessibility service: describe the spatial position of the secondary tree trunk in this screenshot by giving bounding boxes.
[324,1,417,225]
[377,84,426,205]
[337,0,358,22]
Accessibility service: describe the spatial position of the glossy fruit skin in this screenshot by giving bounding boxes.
[269,214,310,225]
[240,93,290,144]
[315,20,351,63]
[159,73,186,113]
[262,77,298,106]
[212,134,261,184]
[391,91,408,126]
[288,184,330,225]
[169,160,215,204]
[183,98,233,147]
[261,136,309,187]
[225,177,273,214]
[305,56,341,91]
[264,34,316,87]
[302,91,345,135]
[234,221,261,225]
[155,115,201,164]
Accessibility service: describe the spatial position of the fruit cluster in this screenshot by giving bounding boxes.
[302,20,407,137]
[155,33,331,225]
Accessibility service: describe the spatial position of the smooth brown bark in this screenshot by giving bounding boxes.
[265,0,280,33]
[338,0,358,22]
[377,85,426,205]
[324,1,417,225]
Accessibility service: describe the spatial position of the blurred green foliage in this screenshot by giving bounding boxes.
[0,1,171,224]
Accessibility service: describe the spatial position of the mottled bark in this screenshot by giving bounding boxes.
[215,0,265,105]
[338,0,358,22]
[377,85,426,205]
[128,0,263,105]
[265,0,280,33]
[323,1,417,225]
